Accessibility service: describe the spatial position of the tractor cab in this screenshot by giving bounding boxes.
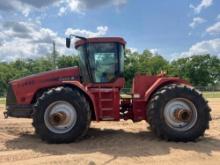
[67,36,126,84]
[66,36,126,121]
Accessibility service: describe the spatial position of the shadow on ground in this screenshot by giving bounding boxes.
[5,127,220,158]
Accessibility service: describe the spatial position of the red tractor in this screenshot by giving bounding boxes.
[4,36,211,143]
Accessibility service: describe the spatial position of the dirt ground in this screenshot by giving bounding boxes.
[0,98,220,165]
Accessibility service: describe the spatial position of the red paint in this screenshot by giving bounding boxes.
[86,78,125,121]
[88,87,121,121]
[86,78,125,89]
[11,67,80,104]
[10,69,189,122]
[131,74,191,122]
[75,37,126,48]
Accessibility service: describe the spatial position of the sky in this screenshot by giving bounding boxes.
[0,0,220,62]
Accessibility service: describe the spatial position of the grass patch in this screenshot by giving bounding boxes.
[0,98,6,105]
[202,92,220,98]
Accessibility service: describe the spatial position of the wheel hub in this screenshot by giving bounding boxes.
[44,101,77,134]
[163,98,198,131]
[174,109,192,122]
[49,112,67,125]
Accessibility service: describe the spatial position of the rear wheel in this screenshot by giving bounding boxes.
[33,87,91,143]
[147,84,211,142]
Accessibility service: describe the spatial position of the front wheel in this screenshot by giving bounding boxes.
[33,87,91,143]
[147,84,211,142]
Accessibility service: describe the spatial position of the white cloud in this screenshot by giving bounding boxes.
[0,21,108,62]
[149,48,159,55]
[58,0,127,16]
[206,22,220,35]
[0,0,127,16]
[128,48,138,53]
[113,0,127,6]
[58,0,81,15]
[0,0,59,16]
[58,7,68,16]
[190,0,213,14]
[189,17,206,28]
[0,21,64,62]
[180,39,220,57]
[65,26,108,38]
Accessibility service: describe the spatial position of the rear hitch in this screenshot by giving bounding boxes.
[3,112,8,119]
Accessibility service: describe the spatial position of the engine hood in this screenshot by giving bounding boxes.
[6,66,81,106]
[10,67,80,85]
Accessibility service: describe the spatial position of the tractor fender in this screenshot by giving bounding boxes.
[62,81,98,121]
[144,77,190,102]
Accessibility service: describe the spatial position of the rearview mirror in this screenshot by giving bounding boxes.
[66,38,71,48]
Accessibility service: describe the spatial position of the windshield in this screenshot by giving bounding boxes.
[77,42,124,83]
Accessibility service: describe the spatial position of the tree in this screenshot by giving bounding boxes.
[124,49,169,87]
[170,55,220,86]
[57,55,79,68]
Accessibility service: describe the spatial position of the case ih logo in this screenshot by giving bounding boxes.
[18,80,35,87]
[18,76,76,87]
[41,76,76,83]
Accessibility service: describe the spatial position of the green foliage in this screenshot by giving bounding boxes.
[203,92,220,98]
[124,49,169,87]
[170,55,220,86]
[57,55,79,68]
[0,55,79,96]
[0,98,6,104]
[0,51,219,96]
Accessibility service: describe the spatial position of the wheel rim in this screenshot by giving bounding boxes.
[163,98,198,131]
[44,101,77,134]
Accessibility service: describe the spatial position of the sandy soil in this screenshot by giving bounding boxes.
[0,98,220,165]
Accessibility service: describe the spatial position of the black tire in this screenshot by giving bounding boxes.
[32,87,91,143]
[147,84,211,142]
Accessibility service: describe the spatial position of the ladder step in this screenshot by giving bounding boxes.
[102,117,114,121]
[102,108,113,111]
[100,99,113,101]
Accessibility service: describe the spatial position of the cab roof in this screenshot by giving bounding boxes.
[75,37,126,48]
